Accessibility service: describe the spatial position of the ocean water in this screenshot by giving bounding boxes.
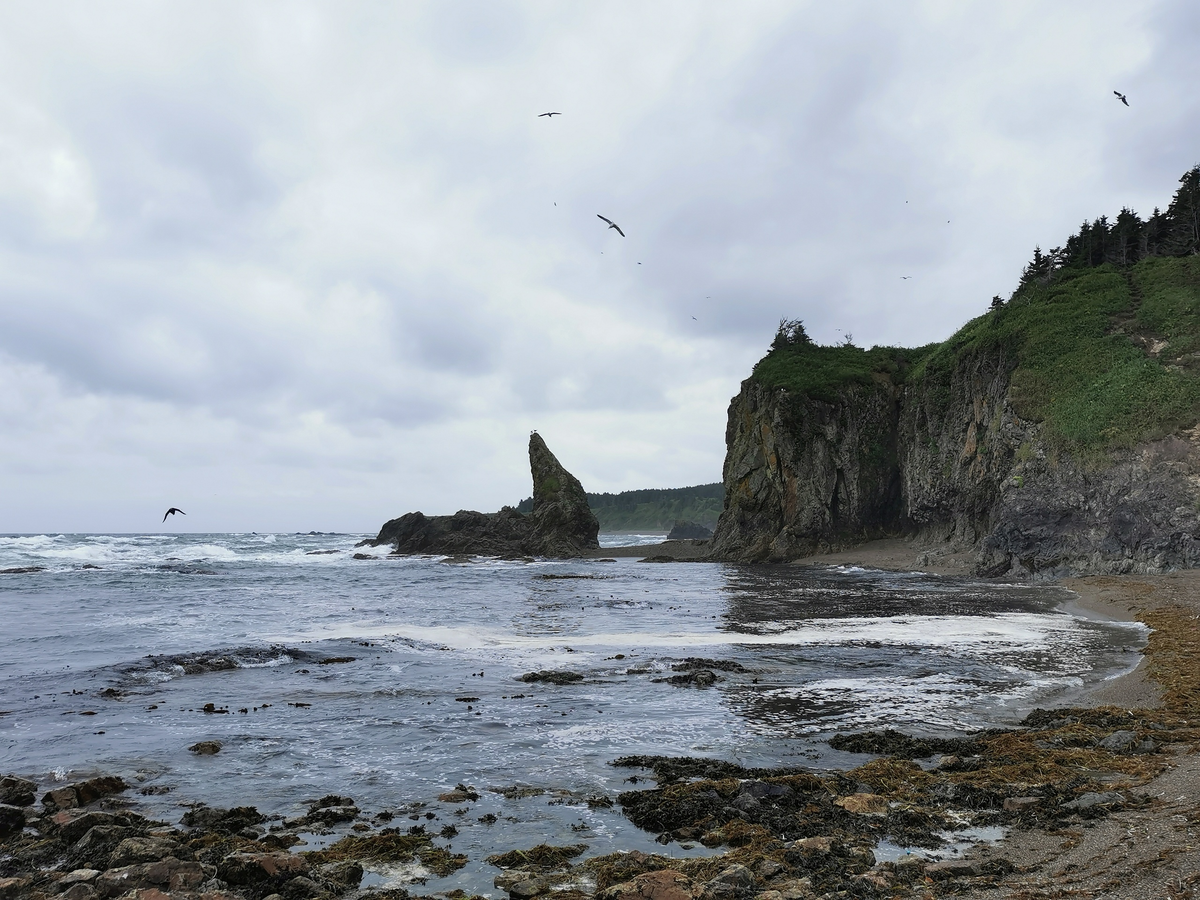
[0,533,1146,892]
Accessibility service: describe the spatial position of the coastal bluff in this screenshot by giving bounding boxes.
[709,167,1200,577]
[366,434,599,558]
[710,256,1200,577]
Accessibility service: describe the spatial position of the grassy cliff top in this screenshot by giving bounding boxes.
[753,256,1200,451]
[752,165,1200,452]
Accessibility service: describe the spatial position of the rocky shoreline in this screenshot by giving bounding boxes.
[5,562,1199,900]
[6,539,1200,900]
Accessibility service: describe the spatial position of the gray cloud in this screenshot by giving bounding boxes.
[1,1,1198,531]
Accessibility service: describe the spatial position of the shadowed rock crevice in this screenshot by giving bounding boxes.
[368,434,599,559]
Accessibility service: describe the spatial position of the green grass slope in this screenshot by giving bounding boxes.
[753,254,1200,454]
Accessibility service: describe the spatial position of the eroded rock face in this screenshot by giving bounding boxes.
[709,380,903,561]
[526,433,599,556]
[710,343,1200,576]
[370,435,599,559]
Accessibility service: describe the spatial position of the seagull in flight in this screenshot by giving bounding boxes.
[901,276,912,280]
[162,507,186,522]
[1113,91,1129,106]
[538,112,561,117]
[597,215,625,237]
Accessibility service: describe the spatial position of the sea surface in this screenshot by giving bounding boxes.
[0,532,1147,892]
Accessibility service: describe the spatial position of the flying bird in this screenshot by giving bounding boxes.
[162,507,186,522]
[901,276,912,280]
[597,215,625,237]
[1113,91,1129,106]
[538,112,561,117]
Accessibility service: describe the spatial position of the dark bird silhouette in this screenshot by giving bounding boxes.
[597,215,625,237]
[162,507,186,522]
[1113,91,1129,106]
[538,112,561,117]
[901,276,912,280]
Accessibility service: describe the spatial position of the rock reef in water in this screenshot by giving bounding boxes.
[665,520,713,540]
[368,434,599,558]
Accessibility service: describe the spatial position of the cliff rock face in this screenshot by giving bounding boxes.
[711,349,1200,577]
[370,435,599,558]
[708,380,903,561]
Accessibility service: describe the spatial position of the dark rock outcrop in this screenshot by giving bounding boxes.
[666,520,713,540]
[709,379,903,561]
[369,434,599,559]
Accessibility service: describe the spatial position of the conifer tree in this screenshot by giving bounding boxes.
[1164,165,1200,256]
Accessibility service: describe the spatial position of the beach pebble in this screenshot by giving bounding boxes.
[1061,790,1123,811]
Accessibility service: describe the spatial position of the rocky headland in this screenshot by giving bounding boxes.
[709,170,1200,578]
[366,434,599,559]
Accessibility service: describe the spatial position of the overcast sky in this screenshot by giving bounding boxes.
[2,1,1198,533]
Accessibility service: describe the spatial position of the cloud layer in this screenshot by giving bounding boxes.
[2,1,1198,532]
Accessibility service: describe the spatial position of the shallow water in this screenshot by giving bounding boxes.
[0,532,1146,893]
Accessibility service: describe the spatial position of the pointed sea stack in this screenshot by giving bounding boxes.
[527,433,600,556]
[367,434,599,558]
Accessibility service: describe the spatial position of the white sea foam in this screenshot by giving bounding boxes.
[276,612,1139,657]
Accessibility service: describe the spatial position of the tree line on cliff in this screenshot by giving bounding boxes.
[753,164,1200,457]
[1016,164,1200,292]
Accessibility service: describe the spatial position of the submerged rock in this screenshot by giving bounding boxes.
[370,434,599,559]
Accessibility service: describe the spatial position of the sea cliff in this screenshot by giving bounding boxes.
[711,169,1200,577]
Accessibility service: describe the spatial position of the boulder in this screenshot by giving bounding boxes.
[55,811,117,844]
[71,825,134,870]
[188,741,222,755]
[74,777,126,806]
[702,864,755,900]
[600,870,699,900]
[108,835,185,867]
[43,787,79,812]
[180,805,265,834]
[217,851,309,885]
[833,793,888,815]
[0,805,24,840]
[93,860,202,897]
[0,776,36,808]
